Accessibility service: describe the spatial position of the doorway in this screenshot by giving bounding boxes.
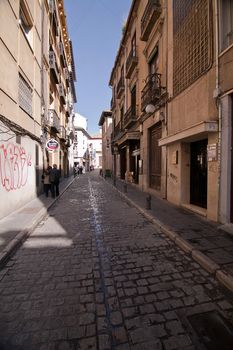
[190,139,208,208]
[149,123,162,190]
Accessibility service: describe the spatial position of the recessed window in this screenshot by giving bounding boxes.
[19,1,33,47]
[19,74,33,117]
[219,0,233,51]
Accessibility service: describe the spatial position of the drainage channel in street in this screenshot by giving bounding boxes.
[88,178,125,349]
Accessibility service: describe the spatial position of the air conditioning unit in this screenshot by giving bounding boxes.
[49,0,55,13]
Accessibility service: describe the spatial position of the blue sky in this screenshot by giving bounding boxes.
[64,0,132,135]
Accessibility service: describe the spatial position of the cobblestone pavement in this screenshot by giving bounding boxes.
[0,173,233,350]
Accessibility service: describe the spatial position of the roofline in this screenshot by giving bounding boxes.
[98,110,112,126]
[109,0,138,86]
[75,127,91,139]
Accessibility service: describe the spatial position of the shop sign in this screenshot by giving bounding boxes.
[46,138,59,151]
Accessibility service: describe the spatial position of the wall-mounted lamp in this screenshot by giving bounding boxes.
[145,104,156,114]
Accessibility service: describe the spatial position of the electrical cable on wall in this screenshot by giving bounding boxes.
[0,113,41,143]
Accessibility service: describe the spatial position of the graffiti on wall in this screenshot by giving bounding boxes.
[0,143,32,192]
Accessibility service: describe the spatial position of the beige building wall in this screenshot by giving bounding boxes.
[0,0,43,219]
[110,0,232,223]
[99,112,112,174]
[0,0,76,219]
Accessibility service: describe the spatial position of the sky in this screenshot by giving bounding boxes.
[64,0,132,135]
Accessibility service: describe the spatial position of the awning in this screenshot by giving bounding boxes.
[159,121,218,146]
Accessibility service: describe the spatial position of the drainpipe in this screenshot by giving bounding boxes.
[164,0,168,200]
[214,0,222,222]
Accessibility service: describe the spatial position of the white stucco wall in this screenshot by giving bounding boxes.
[0,127,43,219]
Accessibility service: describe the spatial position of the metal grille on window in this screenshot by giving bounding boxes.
[19,74,33,116]
[173,0,212,96]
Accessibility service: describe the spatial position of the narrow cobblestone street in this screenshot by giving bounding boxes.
[0,173,233,350]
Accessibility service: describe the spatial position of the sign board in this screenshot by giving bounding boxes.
[207,143,218,162]
[172,150,178,164]
[46,138,59,151]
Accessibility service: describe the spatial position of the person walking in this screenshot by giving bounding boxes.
[43,165,52,197]
[49,164,60,198]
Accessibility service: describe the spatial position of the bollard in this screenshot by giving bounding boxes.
[146,194,151,210]
[124,183,127,193]
[113,176,116,187]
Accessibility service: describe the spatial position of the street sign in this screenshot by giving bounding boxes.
[46,138,59,151]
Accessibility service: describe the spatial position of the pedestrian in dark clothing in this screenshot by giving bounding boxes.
[43,165,52,197]
[49,164,60,198]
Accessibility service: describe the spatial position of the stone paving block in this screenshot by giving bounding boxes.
[112,326,128,345]
[163,334,192,350]
[131,340,163,350]
[110,311,123,326]
[1,174,233,349]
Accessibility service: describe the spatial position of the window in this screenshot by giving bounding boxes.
[19,74,33,117]
[131,86,137,115]
[220,0,233,51]
[120,106,124,129]
[149,48,159,75]
[131,33,136,57]
[19,1,33,47]
[173,0,212,96]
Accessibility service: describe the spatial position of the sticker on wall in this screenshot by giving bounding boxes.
[46,139,59,152]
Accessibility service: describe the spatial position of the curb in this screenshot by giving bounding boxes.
[0,177,75,268]
[105,178,233,294]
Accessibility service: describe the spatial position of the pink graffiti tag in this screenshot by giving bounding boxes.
[0,143,32,192]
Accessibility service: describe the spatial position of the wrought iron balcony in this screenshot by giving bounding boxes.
[48,109,60,133]
[141,73,167,112]
[116,76,125,98]
[49,50,59,83]
[141,0,162,41]
[123,106,138,129]
[126,48,138,79]
[60,125,66,141]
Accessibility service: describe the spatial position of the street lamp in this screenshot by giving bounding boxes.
[145,104,156,114]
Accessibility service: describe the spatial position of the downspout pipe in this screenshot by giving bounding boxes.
[214,0,222,222]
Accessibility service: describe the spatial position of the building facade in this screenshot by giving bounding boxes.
[88,134,102,170]
[73,113,90,170]
[110,0,233,223]
[0,0,76,219]
[98,111,113,175]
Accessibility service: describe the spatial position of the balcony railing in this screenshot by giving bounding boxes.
[60,125,66,141]
[126,48,138,79]
[49,50,59,83]
[123,106,138,129]
[48,109,60,133]
[141,0,162,41]
[116,76,125,98]
[141,73,167,112]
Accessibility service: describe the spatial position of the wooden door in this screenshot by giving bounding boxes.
[149,124,162,190]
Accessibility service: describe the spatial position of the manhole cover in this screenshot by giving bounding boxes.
[188,311,233,349]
